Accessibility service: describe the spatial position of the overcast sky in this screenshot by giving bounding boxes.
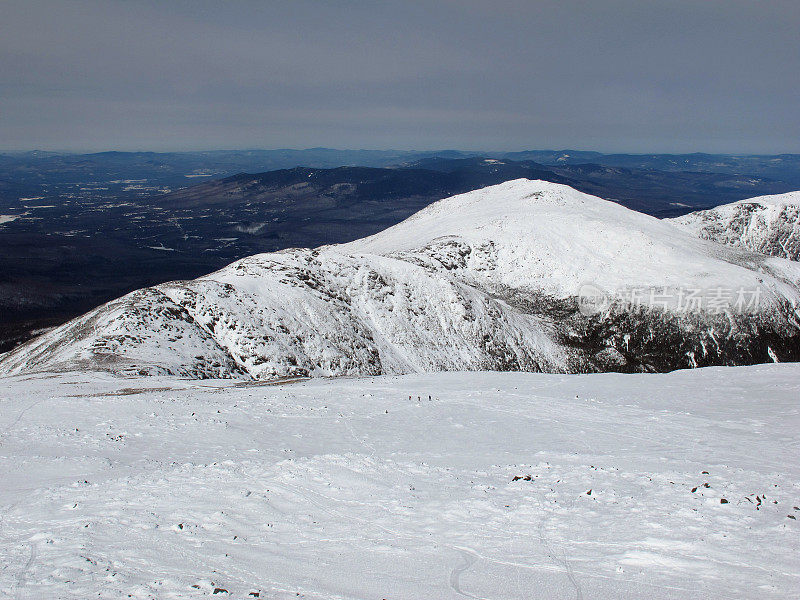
[1,0,798,153]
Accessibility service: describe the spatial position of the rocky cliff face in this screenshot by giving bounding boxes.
[669,192,800,261]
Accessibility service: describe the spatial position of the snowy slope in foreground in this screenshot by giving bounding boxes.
[2,179,800,379]
[0,366,798,599]
[669,191,800,261]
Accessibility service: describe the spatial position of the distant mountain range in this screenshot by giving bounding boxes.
[2,148,799,196]
[502,151,800,184]
[3,180,799,378]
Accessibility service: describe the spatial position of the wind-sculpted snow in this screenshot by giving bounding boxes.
[670,191,800,261]
[1,180,800,379]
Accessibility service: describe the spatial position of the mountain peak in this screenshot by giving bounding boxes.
[344,179,619,255]
[344,178,757,298]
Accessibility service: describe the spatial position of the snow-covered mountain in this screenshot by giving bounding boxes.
[1,180,800,379]
[670,191,800,261]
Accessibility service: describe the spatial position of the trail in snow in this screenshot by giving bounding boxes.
[0,399,44,446]
[449,547,483,599]
[13,542,35,600]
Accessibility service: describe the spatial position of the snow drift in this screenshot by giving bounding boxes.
[1,180,800,379]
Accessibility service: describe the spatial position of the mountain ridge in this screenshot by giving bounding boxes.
[2,180,799,379]
[670,191,800,261]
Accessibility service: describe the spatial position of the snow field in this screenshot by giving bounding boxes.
[1,366,798,598]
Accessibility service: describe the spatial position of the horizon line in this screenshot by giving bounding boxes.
[2,147,800,157]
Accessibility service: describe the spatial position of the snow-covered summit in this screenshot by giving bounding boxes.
[1,180,799,379]
[347,179,609,253]
[346,179,776,296]
[349,179,663,258]
[669,191,800,261]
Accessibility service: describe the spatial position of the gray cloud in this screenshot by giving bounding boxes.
[1,0,798,152]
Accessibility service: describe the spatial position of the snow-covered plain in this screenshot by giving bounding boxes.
[1,365,798,599]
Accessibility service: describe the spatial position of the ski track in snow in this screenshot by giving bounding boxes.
[449,547,482,599]
[0,366,798,599]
